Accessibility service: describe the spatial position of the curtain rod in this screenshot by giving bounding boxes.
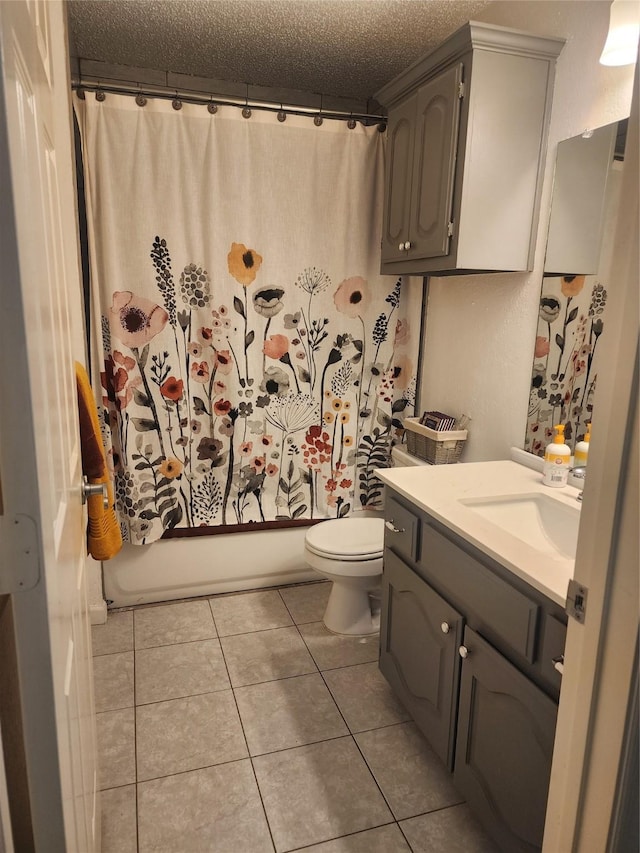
[71,78,387,127]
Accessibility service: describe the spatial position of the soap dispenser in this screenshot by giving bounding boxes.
[574,423,591,467]
[543,424,571,488]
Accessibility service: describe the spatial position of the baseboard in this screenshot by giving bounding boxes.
[89,601,108,625]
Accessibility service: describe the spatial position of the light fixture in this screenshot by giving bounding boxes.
[600,0,640,66]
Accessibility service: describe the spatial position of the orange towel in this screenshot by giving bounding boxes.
[75,362,123,560]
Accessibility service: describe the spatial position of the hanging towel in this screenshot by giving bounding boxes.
[75,361,122,560]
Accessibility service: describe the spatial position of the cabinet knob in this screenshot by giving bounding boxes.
[398,242,404,252]
[404,240,412,250]
[441,622,451,634]
[385,520,405,534]
[552,655,564,675]
[458,645,469,659]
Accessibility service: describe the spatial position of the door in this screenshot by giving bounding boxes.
[381,91,416,264]
[0,1,98,850]
[409,62,463,261]
[379,550,463,769]
[455,627,557,853]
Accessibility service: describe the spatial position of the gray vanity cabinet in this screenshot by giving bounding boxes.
[381,490,566,852]
[375,21,564,275]
[379,549,463,769]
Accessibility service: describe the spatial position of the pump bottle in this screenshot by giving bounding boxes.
[574,423,591,467]
[543,424,571,488]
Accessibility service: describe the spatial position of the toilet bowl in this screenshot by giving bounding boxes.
[303,516,385,636]
[304,446,428,635]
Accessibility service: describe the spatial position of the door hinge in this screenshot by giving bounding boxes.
[0,513,40,593]
[447,220,455,237]
[458,82,465,99]
[566,579,588,623]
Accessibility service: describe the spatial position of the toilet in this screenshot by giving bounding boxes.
[304,516,385,636]
[304,445,428,635]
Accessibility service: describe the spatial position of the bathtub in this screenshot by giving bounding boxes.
[102,450,425,609]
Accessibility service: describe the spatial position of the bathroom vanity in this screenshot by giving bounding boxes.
[377,461,578,853]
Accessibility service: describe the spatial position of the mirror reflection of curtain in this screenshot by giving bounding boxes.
[75,94,421,543]
[525,156,623,455]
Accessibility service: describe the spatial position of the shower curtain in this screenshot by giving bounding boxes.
[75,93,421,543]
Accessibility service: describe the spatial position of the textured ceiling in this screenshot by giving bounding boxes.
[67,0,492,101]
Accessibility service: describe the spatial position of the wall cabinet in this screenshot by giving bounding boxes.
[380,492,567,852]
[375,22,564,275]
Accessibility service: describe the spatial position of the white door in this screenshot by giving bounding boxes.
[0,1,98,849]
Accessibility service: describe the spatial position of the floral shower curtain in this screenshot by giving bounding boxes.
[75,94,421,544]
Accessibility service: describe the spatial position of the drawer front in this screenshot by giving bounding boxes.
[384,496,419,564]
[420,519,539,662]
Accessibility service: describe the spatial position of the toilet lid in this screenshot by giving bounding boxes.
[305,518,385,560]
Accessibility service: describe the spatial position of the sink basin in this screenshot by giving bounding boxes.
[459,493,580,559]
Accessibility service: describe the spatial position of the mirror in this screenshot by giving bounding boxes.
[524,119,628,457]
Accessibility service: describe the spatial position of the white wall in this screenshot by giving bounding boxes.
[419,0,635,462]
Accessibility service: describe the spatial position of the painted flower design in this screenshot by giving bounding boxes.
[196,437,224,461]
[159,457,183,479]
[160,377,184,401]
[214,350,234,375]
[253,287,285,318]
[333,276,369,318]
[239,441,253,456]
[263,334,290,360]
[110,290,168,348]
[228,242,263,286]
[394,318,410,346]
[534,337,550,358]
[213,399,232,417]
[561,275,585,298]
[260,366,290,396]
[190,361,210,384]
[539,296,561,324]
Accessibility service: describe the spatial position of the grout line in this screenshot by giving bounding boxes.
[217,620,278,853]
[132,611,140,853]
[281,819,399,852]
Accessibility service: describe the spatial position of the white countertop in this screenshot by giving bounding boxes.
[378,460,581,606]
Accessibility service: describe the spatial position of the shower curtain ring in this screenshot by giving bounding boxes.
[135,86,147,107]
[314,94,323,126]
[242,85,252,119]
[277,103,286,122]
[95,83,105,102]
[347,113,356,130]
[172,91,182,110]
[208,95,218,115]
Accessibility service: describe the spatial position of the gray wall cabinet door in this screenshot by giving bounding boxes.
[409,62,462,261]
[381,92,417,263]
[455,627,558,852]
[379,550,463,769]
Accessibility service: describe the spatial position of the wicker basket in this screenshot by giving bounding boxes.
[404,417,468,464]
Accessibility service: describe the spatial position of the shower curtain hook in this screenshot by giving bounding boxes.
[135,85,147,107]
[242,84,252,119]
[277,103,286,122]
[207,95,218,115]
[347,113,357,130]
[172,90,182,110]
[314,94,323,126]
[95,82,105,102]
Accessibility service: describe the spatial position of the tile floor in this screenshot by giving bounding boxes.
[92,581,499,853]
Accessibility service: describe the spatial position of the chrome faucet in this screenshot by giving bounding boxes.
[570,466,586,501]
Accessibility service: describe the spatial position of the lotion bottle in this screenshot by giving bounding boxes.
[543,424,571,488]
[574,423,591,467]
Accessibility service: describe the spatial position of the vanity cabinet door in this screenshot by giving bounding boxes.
[455,627,558,853]
[379,550,463,769]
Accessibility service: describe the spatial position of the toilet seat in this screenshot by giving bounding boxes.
[305,518,384,561]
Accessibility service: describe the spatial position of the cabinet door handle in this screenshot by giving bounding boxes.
[385,520,405,534]
[552,655,564,675]
[404,240,412,250]
[441,622,451,634]
[459,645,469,659]
[398,242,405,252]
